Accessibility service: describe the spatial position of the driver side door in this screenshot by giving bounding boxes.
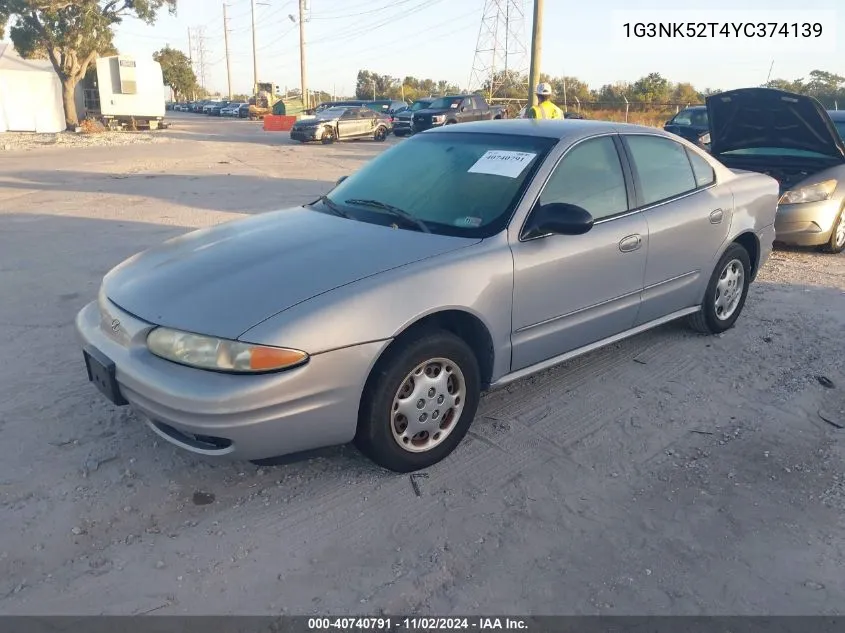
[508,134,649,372]
[336,109,359,139]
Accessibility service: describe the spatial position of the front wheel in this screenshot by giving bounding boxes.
[355,330,481,473]
[688,243,751,334]
[820,209,845,254]
[321,126,335,144]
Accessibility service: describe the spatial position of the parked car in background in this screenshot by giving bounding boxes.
[828,110,845,140]
[238,103,251,119]
[290,105,391,144]
[708,87,845,253]
[664,105,710,149]
[221,102,245,117]
[411,94,506,132]
[76,119,778,473]
[209,101,231,116]
[393,98,434,136]
[202,100,223,114]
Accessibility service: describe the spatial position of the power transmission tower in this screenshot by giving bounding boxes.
[195,26,208,93]
[467,0,529,102]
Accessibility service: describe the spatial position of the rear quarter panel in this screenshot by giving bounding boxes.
[722,168,779,274]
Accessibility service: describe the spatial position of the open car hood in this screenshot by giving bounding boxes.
[706,88,845,160]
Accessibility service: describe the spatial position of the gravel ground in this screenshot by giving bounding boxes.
[0,113,843,615]
[1,130,166,152]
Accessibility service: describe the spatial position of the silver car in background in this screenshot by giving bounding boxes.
[76,119,778,472]
[707,88,845,253]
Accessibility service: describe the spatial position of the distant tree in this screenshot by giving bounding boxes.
[153,45,197,101]
[671,82,702,105]
[630,72,671,103]
[0,0,177,129]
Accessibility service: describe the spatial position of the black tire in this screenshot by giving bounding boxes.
[819,208,845,254]
[374,126,387,142]
[354,330,481,473]
[688,242,752,334]
[320,126,335,144]
[393,130,406,137]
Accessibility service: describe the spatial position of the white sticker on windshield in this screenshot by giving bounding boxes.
[450,103,459,108]
[467,150,537,178]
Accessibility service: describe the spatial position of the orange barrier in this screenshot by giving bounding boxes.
[263,115,296,132]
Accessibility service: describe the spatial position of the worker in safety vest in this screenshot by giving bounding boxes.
[526,83,563,119]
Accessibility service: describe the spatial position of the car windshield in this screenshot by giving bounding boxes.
[428,97,463,109]
[672,109,707,126]
[317,131,558,238]
[411,101,433,111]
[720,147,833,158]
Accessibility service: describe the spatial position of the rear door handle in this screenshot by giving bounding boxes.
[618,234,642,253]
[709,208,724,224]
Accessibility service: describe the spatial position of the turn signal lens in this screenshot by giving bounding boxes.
[146,327,308,373]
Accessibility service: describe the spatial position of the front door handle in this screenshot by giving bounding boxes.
[709,208,724,224]
[618,234,642,253]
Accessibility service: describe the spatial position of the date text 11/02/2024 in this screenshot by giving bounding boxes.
[307,617,529,631]
[622,22,823,38]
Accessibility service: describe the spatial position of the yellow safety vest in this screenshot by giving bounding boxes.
[529,100,563,119]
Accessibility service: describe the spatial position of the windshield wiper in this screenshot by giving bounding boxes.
[311,195,351,219]
[344,199,431,233]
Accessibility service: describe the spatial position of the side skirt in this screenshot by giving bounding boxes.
[489,306,701,390]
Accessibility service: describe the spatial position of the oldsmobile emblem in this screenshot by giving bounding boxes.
[111,318,121,332]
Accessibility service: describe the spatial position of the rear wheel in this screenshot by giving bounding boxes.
[394,129,406,137]
[355,330,481,473]
[688,243,751,334]
[820,208,845,254]
[374,126,387,142]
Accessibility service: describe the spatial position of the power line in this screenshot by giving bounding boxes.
[307,0,445,47]
[307,0,417,20]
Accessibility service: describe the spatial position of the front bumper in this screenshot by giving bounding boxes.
[75,297,389,461]
[774,198,842,246]
[290,126,320,141]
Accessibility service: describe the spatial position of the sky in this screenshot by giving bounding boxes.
[5,0,844,98]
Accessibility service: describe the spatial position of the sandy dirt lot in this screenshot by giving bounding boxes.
[1,114,844,615]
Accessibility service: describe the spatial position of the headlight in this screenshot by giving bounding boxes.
[778,179,838,205]
[432,115,445,123]
[699,132,710,145]
[146,327,308,373]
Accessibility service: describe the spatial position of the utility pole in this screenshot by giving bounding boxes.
[251,0,258,96]
[223,4,233,99]
[527,0,543,108]
[299,0,308,111]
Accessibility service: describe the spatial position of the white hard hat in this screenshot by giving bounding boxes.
[536,82,552,96]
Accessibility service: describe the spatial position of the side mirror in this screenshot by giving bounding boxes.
[335,175,348,187]
[524,202,594,238]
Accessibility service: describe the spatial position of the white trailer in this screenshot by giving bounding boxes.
[92,55,166,130]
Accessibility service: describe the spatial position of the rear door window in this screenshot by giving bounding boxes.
[625,135,698,206]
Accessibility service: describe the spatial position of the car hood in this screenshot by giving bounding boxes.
[103,207,478,340]
[413,107,453,116]
[706,88,845,160]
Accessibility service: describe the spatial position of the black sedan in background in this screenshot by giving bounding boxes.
[290,106,391,144]
[664,105,710,148]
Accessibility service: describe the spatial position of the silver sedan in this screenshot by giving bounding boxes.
[707,88,845,253]
[76,119,779,472]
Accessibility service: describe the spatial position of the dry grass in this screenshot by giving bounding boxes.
[79,118,107,134]
[576,109,672,128]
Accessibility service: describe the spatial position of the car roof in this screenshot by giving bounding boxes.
[426,118,679,140]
